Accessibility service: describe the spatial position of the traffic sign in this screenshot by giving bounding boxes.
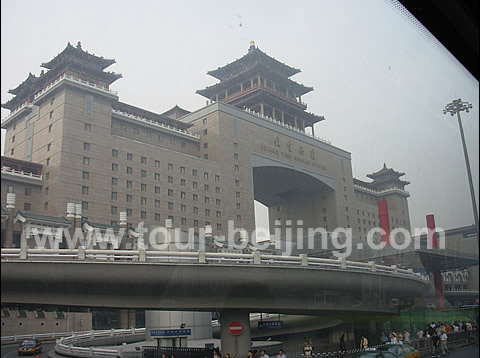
[229,322,243,336]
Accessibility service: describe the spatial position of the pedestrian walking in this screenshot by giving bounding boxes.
[440,331,449,356]
[303,341,313,357]
[276,349,287,358]
[340,334,347,351]
[360,335,369,350]
[431,332,441,358]
[380,331,389,344]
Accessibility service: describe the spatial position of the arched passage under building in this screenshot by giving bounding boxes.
[251,154,337,243]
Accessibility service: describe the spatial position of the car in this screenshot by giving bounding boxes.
[352,349,398,358]
[17,339,43,356]
[377,343,421,358]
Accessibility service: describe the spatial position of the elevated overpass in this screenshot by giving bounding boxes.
[1,248,430,354]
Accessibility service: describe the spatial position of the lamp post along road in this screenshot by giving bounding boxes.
[444,98,479,246]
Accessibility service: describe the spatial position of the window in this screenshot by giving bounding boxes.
[180,166,185,174]
[25,187,32,196]
[204,172,209,180]
[215,187,220,193]
[168,189,174,196]
[215,175,220,182]
[10,148,14,155]
[141,197,147,206]
[181,142,186,148]
[12,135,15,143]
[155,186,160,194]
[155,173,160,181]
[154,160,160,168]
[205,209,210,216]
[203,154,208,159]
[234,165,239,172]
[44,202,49,210]
[194,219,199,227]
[233,142,238,149]
[155,213,161,222]
[84,123,91,131]
[111,192,117,200]
[193,194,198,201]
[204,184,209,191]
[82,186,89,195]
[205,197,210,204]
[217,223,222,231]
[84,142,90,151]
[204,142,208,149]
[126,167,132,175]
[50,97,55,105]
[203,129,208,135]
[141,183,147,191]
[203,118,207,125]
[181,218,187,225]
[235,180,240,187]
[141,170,147,178]
[236,192,240,198]
[155,200,160,208]
[236,203,241,210]
[141,156,147,164]
[181,204,186,212]
[49,111,53,119]
[126,194,132,203]
[127,180,132,188]
[112,163,118,171]
[193,182,198,189]
[111,206,117,215]
[168,163,173,171]
[127,153,133,161]
[112,177,118,185]
[85,94,93,115]
[83,157,89,165]
[81,201,88,210]
[168,176,173,183]
[193,207,199,214]
[237,215,242,222]
[180,192,186,199]
[45,172,50,180]
[24,203,31,211]
[180,179,186,186]
[45,187,49,195]
[192,169,197,176]
[126,209,132,217]
[234,153,239,160]
[168,202,174,210]
[82,171,89,180]
[216,199,221,206]
[216,211,222,218]
[158,134,163,141]
[48,124,52,133]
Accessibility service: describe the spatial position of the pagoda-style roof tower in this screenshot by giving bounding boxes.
[197,42,324,132]
[2,42,122,111]
[363,163,410,191]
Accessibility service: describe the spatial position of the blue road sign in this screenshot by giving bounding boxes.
[150,329,192,337]
[258,321,283,330]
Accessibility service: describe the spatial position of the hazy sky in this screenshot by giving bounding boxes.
[1,0,478,231]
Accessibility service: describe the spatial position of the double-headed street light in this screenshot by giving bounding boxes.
[443,99,478,246]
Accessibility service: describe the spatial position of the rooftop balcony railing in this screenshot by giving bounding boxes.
[1,166,42,181]
[224,83,307,107]
[112,109,200,140]
[353,183,410,197]
[243,107,332,145]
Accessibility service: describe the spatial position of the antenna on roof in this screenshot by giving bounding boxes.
[76,41,82,49]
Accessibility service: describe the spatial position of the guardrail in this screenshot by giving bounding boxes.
[1,330,92,344]
[1,248,424,281]
[53,328,145,357]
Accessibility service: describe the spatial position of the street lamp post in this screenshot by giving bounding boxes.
[443,98,479,246]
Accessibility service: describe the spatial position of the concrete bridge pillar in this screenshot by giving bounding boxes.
[220,309,251,356]
[117,309,129,328]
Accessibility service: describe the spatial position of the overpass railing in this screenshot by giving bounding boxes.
[54,328,145,357]
[1,248,425,281]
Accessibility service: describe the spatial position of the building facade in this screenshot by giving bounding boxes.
[1,41,411,249]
